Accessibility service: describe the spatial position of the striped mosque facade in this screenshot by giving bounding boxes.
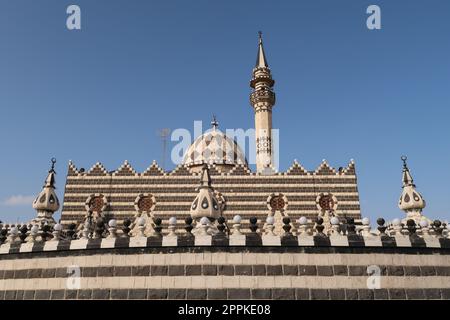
[60,159,360,230]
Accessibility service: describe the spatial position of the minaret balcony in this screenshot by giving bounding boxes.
[250,89,276,105]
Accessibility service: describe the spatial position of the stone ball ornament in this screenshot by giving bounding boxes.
[392,218,401,226]
[330,217,340,225]
[169,217,177,225]
[108,219,117,228]
[30,225,39,234]
[298,216,308,225]
[53,224,63,231]
[266,216,275,225]
[233,215,242,224]
[419,219,429,228]
[200,217,210,225]
[362,217,370,226]
[10,227,19,236]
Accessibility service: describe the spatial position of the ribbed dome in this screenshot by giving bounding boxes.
[183,128,247,167]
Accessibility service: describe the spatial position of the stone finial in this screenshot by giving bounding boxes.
[81,219,91,240]
[444,223,450,239]
[232,215,242,235]
[190,164,221,221]
[346,218,356,235]
[168,217,177,237]
[217,216,226,234]
[297,217,309,236]
[19,224,29,242]
[7,226,19,243]
[419,219,430,236]
[432,220,443,237]
[31,158,60,227]
[282,217,292,235]
[94,218,105,239]
[249,217,258,233]
[0,227,8,244]
[377,218,387,236]
[265,216,275,236]
[406,219,417,235]
[360,217,372,237]
[107,219,117,239]
[137,217,146,237]
[41,224,52,241]
[66,223,77,240]
[391,218,403,236]
[28,225,39,243]
[122,218,131,237]
[199,217,210,236]
[330,216,341,236]
[52,223,63,241]
[184,217,194,235]
[153,218,162,237]
[398,156,427,223]
[315,217,325,235]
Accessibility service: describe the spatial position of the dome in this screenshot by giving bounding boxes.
[183,128,247,167]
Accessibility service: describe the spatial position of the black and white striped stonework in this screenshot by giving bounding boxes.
[0,233,449,255]
[0,234,449,300]
[61,161,361,228]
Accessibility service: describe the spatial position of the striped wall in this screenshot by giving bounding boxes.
[0,247,449,300]
[61,161,361,227]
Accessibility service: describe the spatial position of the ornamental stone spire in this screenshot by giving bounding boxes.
[31,158,60,226]
[398,156,427,223]
[190,164,221,221]
[250,31,276,173]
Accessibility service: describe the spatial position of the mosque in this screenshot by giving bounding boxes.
[0,34,448,301]
[58,33,362,235]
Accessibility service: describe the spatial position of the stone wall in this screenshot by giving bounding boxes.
[0,237,448,300]
[61,161,361,229]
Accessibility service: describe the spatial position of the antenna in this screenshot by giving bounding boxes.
[157,128,171,170]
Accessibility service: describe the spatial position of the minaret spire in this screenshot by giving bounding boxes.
[256,31,269,68]
[250,31,276,173]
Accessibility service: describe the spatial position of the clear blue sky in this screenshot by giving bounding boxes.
[0,0,449,224]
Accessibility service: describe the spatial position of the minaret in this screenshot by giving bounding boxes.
[31,158,60,226]
[398,156,427,223]
[250,32,276,173]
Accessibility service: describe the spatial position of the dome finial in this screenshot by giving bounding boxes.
[401,155,414,187]
[211,115,219,130]
[50,157,56,172]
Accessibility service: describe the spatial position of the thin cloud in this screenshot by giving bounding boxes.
[1,195,35,206]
